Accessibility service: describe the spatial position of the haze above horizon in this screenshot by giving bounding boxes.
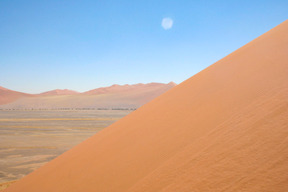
[1,0,287,93]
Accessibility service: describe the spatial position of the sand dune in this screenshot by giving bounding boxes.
[0,87,31,105]
[4,20,288,192]
[0,82,175,109]
[83,82,176,95]
[0,87,8,91]
[38,89,79,96]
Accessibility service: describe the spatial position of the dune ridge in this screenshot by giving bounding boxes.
[4,20,288,192]
[0,82,175,109]
[38,89,79,96]
[0,87,31,105]
[82,82,174,95]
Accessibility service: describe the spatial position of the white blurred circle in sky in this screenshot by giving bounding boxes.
[161,17,173,30]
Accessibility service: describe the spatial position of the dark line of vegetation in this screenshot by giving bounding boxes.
[0,108,137,111]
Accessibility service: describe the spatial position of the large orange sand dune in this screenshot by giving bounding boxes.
[5,20,288,191]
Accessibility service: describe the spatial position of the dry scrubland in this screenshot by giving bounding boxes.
[0,110,131,188]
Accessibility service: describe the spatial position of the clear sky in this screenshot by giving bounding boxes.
[0,0,287,93]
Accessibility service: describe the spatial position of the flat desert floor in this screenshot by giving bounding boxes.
[0,110,131,186]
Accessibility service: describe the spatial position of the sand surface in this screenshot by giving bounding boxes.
[0,110,130,186]
[0,181,16,191]
[4,20,288,191]
[0,82,175,110]
[38,89,79,96]
[0,89,31,105]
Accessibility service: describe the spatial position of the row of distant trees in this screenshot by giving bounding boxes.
[0,108,137,111]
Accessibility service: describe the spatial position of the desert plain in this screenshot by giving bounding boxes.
[0,109,131,188]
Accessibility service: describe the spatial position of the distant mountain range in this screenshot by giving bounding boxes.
[0,82,176,110]
[38,89,79,96]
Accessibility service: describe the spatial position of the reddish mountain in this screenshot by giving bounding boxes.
[39,89,79,96]
[0,82,176,109]
[0,86,31,105]
[82,82,176,95]
[5,21,288,192]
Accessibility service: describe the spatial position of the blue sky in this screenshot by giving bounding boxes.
[0,0,287,93]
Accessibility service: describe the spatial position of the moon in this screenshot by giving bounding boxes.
[161,17,173,30]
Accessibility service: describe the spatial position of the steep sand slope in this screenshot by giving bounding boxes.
[5,20,288,192]
[0,83,175,109]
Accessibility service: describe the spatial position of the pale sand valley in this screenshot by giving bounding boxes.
[0,110,130,186]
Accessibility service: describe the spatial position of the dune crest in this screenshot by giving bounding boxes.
[0,87,31,105]
[82,82,173,95]
[38,89,79,96]
[5,20,288,192]
[0,86,9,91]
[0,82,175,109]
